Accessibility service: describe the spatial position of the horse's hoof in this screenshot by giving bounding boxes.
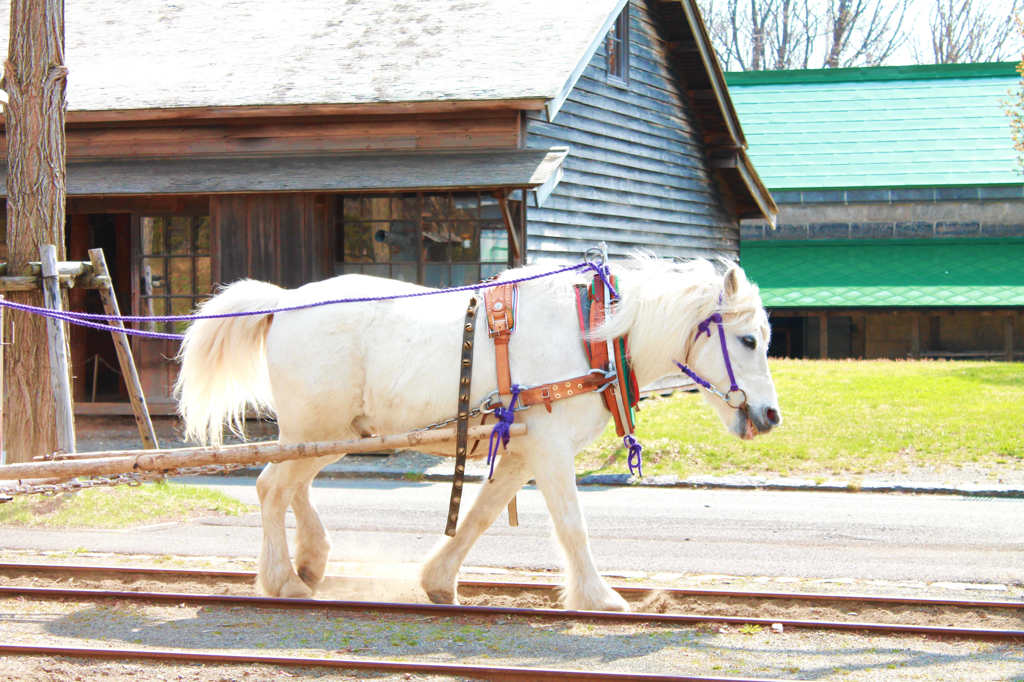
[296,565,324,590]
[278,576,315,599]
[425,589,458,605]
[567,588,630,612]
[598,592,630,612]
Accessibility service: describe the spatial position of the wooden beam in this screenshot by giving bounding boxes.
[1005,315,1015,362]
[0,423,527,482]
[51,99,550,126]
[39,245,76,455]
[0,273,108,292]
[88,249,159,449]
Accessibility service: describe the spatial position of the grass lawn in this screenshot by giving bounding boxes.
[578,359,1024,479]
[0,479,252,528]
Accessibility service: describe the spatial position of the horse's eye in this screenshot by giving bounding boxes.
[740,334,757,350]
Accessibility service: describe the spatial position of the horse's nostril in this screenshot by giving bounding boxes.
[765,407,780,426]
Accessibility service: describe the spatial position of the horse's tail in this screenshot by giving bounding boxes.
[174,279,284,446]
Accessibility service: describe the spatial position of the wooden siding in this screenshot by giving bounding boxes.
[213,194,332,288]
[525,0,738,261]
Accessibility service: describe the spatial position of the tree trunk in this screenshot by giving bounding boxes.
[3,0,68,462]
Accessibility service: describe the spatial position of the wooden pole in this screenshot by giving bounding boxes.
[88,248,159,449]
[39,244,76,454]
[0,296,4,466]
[0,423,527,482]
[818,313,828,359]
[497,191,523,265]
[910,314,921,359]
[1005,315,1015,362]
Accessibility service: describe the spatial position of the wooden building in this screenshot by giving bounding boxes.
[729,63,1023,360]
[0,0,773,411]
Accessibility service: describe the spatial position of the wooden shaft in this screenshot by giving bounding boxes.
[0,423,527,482]
[40,245,76,454]
[88,248,159,449]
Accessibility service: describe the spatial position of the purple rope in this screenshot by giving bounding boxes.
[583,260,619,301]
[675,361,713,391]
[486,385,521,480]
[0,262,592,326]
[623,434,643,477]
[675,310,740,395]
[0,300,186,340]
[702,314,739,393]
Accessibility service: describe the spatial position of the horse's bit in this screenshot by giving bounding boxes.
[675,311,748,410]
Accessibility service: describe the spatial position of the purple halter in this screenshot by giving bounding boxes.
[675,311,748,410]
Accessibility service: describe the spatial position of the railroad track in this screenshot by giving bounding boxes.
[2,561,1022,680]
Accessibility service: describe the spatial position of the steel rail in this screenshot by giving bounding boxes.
[2,561,1022,610]
[0,643,786,682]
[3,584,1023,641]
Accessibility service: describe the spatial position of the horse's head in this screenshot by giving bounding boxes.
[680,265,781,440]
[594,257,781,439]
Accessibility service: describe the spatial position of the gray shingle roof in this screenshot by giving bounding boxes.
[0,0,621,112]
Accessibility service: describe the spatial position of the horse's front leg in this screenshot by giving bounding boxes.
[529,444,629,612]
[420,453,532,605]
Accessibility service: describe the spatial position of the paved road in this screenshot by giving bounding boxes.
[4,476,1022,586]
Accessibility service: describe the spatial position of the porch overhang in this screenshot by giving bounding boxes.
[0,148,569,197]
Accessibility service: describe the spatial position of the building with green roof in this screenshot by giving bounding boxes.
[728,62,1023,360]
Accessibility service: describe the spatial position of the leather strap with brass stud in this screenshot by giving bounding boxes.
[445,295,479,537]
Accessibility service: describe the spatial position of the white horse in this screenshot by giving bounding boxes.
[175,257,781,611]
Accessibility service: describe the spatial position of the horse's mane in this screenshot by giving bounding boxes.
[589,255,769,379]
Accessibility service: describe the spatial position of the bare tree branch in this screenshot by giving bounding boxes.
[1007,15,1024,170]
[921,0,1023,64]
[697,0,908,71]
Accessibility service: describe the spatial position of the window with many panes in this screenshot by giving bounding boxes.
[335,192,517,287]
[138,216,212,334]
[606,5,629,83]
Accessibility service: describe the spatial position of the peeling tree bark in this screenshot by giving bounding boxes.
[3,0,68,462]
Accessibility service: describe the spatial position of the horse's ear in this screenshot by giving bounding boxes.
[724,266,743,298]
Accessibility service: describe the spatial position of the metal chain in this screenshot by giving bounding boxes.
[0,463,251,504]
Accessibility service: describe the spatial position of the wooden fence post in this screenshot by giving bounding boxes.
[88,248,159,449]
[40,244,76,454]
[0,295,4,465]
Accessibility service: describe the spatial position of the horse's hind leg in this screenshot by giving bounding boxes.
[420,453,531,605]
[255,456,335,598]
[290,454,340,590]
[529,446,629,612]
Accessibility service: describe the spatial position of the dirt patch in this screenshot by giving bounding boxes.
[3,565,1021,631]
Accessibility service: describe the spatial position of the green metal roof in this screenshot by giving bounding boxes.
[742,238,1024,307]
[725,62,1023,191]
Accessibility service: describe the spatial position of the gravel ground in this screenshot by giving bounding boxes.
[2,552,1023,681]
[2,592,1022,681]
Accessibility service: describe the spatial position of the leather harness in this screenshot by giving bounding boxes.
[484,279,637,416]
[444,273,640,536]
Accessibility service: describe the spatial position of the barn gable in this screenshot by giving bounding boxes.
[526,0,774,261]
